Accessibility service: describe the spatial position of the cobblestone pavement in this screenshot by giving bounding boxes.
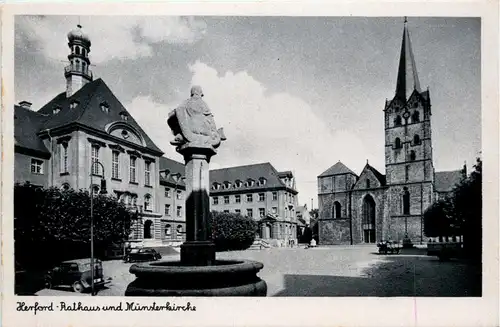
[36,245,481,297]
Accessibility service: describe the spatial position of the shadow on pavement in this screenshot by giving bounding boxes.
[274,253,481,297]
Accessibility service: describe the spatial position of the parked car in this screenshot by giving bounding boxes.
[44,258,109,293]
[124,248,162,263]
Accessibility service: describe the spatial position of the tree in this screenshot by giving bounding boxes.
[209,211,258,251]
[453,157,482,261]
[14,183,136,269]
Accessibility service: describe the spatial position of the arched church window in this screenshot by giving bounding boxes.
[412,111,420,123]
[402,188,410,215]
[394,137,402,149]
[394,115,402,126]
[333,201,341,218]
[75,46,80,55]
[75,60,80,71]
[413,134,421,145]
[410,150,416,161]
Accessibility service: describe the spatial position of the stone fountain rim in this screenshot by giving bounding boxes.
[129,259,264,276]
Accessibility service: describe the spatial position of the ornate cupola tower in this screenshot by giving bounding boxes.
[65,24,93,97]
[384,18,434,243]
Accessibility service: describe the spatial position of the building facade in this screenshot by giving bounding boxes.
[209,163,299,247]
[317,20,465,245]
[14,24,187,248]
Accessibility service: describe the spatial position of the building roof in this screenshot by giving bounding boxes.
[435,170,463,193]
[318,161,357,177]
[37,78,163,154]
[159,157,186,188]
[14,105,51,156]
[209,162,292,193]
[395,19,421,101]
[365,164,386,186]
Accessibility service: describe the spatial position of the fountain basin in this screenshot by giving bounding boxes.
[125,259,267,296]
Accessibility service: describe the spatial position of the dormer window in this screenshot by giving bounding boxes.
[246,179,255,187]
[258,178,267,186]
[70,100,79,109]
[53,106,61,114]
[212,183,220,190]
[235,180,243,188]
[100,101,110,114]
[120,111,129,121]
[223,181,231,189]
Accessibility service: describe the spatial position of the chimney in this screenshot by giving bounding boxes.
[19,101,33,110]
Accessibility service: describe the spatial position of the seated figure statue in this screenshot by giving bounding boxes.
[167,86,226,151]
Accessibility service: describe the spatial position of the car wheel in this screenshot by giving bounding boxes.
[72,282,84,293]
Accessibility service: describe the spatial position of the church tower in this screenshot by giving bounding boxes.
[65,24,93,97]
[384,18,434,243]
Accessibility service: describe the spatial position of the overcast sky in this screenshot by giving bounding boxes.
[15,16,481,207]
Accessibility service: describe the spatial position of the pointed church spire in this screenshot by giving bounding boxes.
[395,18,421,101]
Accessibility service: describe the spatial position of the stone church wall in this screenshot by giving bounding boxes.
[318,219,351,245]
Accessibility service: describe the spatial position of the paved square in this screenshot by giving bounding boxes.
[36,245,481,297]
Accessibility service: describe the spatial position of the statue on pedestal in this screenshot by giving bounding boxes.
[167,86,226,152]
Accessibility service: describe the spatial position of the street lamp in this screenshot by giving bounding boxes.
[90,160,107,296]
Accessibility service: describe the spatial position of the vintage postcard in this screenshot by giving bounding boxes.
[1,1,498,327]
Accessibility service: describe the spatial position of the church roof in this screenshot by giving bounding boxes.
[14,105,51,156]
[159,157,186,188]
[210,162,294,193]
[364,164,386,186]
[434,170,463,193]
[318,161,357,177]
[395,18,421,101]
[37,78,163,155]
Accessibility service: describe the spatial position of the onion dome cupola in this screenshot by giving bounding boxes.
[65,24,93,97]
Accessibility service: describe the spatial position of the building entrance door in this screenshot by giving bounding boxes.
[362,195,376,243]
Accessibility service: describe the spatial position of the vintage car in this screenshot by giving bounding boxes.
[377,240,401,254]
[123,248,162,263]
[44,258,109,293]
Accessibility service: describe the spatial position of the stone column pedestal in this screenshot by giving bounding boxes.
[179,147,216,266]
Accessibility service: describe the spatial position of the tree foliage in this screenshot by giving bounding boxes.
[14,183,136,270]
[423,157,482,260]
[209,211,257,251]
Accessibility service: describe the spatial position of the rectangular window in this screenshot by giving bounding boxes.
[177,206,182,217]
[272,192,278,201]
[213,196,219,205]
[258,193,265,202]
[247,194,253,202]
[224,196,230,204]
[259,208,265,218]
[112,151,120,179]
[165,187,171,197]
[91,145,100,175]
[164,204,171,215]
[60,144,69,173]
[224,210,230,213]
[144,195,151,211]
[176,190,182,200]
[145,161,151,186]
[30,159,43,174]
[247,208,253,218]
[129,156,137,183]
[235,209,241,214]
[405,165,409,182]
[235,195,241,203]
[272,207,277,214]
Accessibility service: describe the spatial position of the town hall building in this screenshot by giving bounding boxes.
[317,20,465,245]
